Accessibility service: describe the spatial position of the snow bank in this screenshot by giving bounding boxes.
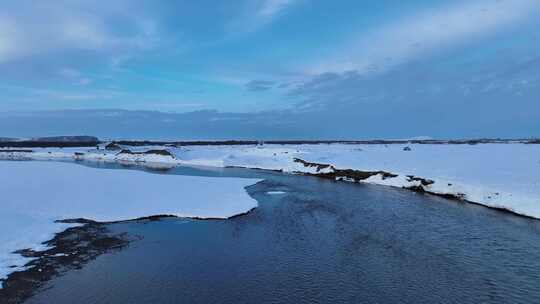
[1,143,539,218]
[177,144,540,217]
[0,161,259,283]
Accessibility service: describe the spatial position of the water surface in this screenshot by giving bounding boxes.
[26,163,540,303]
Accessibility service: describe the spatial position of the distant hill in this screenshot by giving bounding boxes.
[0,136,99,148]
[30,136,99,143]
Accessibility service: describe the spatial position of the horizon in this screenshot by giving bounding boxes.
[2,2,540,299]
[2,0,540,138]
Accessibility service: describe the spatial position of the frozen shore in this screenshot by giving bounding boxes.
[0,161,259,284]
[1,142,538,219]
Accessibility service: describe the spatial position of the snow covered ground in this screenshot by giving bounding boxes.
[187,144,540,217]
[1,142,539,286]
[2,143,538,219]
[0,161,259,284]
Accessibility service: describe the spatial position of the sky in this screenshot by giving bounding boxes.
[1,0,540,139]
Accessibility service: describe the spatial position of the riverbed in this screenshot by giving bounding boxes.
[16,162,540,304]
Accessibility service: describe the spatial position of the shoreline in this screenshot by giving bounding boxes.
[0,160,260,293]
[0,156,538,302]
[0,219,129,303]
[0,144,538,220]
[0,207,262,304]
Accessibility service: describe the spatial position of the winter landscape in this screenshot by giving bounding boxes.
[2,0,540,303]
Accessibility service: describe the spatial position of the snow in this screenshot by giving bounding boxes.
[1,143,539,217]
[0,161,260,284]
[266,191,286,195]
[175,144,540,217]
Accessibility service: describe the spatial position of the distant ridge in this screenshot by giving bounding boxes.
[0,136,99,148]
[2,137,539,148]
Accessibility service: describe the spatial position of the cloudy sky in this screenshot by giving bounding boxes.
[1,0,539,138]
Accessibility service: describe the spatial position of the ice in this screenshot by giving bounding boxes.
[0,161,259,284]
[1,143,539,219]
[266,191,286,195]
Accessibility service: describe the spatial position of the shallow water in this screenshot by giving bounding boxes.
[25,163,540,303]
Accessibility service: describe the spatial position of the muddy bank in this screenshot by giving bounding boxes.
[0,209,259,304]
[0,220,129,304]
[116,149,175,157]
[291,158,538,220]
[293,158,397,181]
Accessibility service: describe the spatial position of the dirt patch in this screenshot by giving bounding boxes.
[293,158,398,182]
[406,175,435,186]
[117,149,175,158]
[293,158,333,172]
[0,220,129,304]
[105,142,123,151]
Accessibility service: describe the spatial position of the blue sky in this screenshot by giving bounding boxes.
[1,0,540,138]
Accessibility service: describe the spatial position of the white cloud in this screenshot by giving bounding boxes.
[309,0,540,74]
[257,0,297,19]
[227,0,299,34]
[59,68,93,86]
[0,3,160,64]
[59,68,82,78]
[78,78,93,86]
[0,16,22,63]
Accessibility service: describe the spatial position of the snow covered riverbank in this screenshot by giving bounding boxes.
[2,143,538,219]
[0,161,259,284]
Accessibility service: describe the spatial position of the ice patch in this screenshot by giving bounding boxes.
[267,191,286,195]
[1,143,539,218]
[0,161,260,285]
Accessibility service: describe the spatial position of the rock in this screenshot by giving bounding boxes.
[143,149,174,157]
[406,175,435,186]
[105,142,123,151]
[116,149,175,158]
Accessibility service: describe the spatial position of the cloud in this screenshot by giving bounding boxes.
[78,78,93,86]
[0,83,120,103]
[0,2,160,64]
[0,16,21,63]
[290,50,540,115]
[309,0,540,74]
[257,0,297,19]
[245,80,276,91]
[59,68,82,78]
[58,68,93,86]
[227,0,299,34]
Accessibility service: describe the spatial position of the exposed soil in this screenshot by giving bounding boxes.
[116,149,175,157]
[406,175,435,186]
[290,158,533,220]
[0,220,130,304]
[293,158,398,181]
[0,211,250,304]
[104,142,123,151]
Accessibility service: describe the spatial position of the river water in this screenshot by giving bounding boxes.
[25,163,540,303]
